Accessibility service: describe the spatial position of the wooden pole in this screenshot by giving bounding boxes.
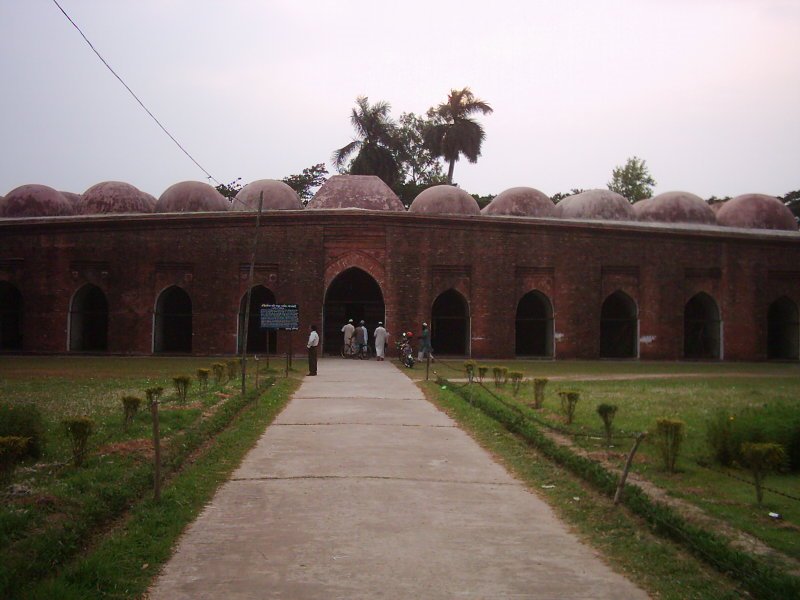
[150,398,161,502]
[254,354,260,390]
[240,193,264,396]
[614,432,646,505]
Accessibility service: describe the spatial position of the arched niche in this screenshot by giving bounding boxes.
[767,296,799,360]
[683,292,721,359]
[515,290,554,357]
[154,286,192,353]
[0,281,23,350]
[69,284,108,352]
[238,286,277,354]
[431,289,470,356]
[600,291,638,358]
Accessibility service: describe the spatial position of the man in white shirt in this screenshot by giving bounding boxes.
[307,324,319,375]
[341,319,355,353]
[373,322,388,361]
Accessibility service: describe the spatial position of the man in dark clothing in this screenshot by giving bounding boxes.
[307,324,319,375]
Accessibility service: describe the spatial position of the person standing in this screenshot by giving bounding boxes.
[306,324,319,375]
[418,322,432,360]
[341,319,355,352]
[373,322,389,361]
[357,320,368,355]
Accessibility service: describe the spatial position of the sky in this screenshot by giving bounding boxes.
[1,0,799,200]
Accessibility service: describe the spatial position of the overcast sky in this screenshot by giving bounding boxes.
[1,0,798,200]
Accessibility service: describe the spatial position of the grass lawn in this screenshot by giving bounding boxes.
[0,355,300,599]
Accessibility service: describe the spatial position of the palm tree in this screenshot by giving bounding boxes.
[425,88,493,185]
[332,96,401,187]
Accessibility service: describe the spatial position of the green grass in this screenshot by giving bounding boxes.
[421,381,746,600]
[0,355,300,599]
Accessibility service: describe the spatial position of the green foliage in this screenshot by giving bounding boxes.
[477,366,488,383]
[655,418,684,473]
[212,362,226,384]
[551,189,585,203]
[145,386,164,406]
[492,366,508,388]
[226,360,239,381]
[282,163,329,203]
[215,178,242,200]
[596,403,618,446]
[608,156,656,203]
[559,391,580,425]
[0,436,29,484]
[172,376,191,404]
[62,417,94,467]
[706,404,800,471]
[508,371,524,396]
[463,360,477,382]
[740,442,787,504]
[0,402,45,459]
[197,368,210,390]
[532,378,548,409]
[121,396,142,430]
[395,112,446,193]
[471,193,495,209]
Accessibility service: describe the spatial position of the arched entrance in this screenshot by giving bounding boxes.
[600,291,638,358]
[238,286,277,354]
[323,268,384,354]
[431,289,469,356]
[767,297,799,360]
[684,293,721,359]
[154,286,192,353]
[69,284,108,352]
[515,291,554,357]
[0,282,23,350]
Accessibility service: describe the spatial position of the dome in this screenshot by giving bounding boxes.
[80,181,154,214]
[631,198,650,218]
[60,191,83,211]
[2,184,74,218]
[481,187,556,217]
[708,200,728,214]
[553,189,634,221]
[155,181,229,213]
[408,185,480,216]
[307,175,405,211]
[139,191,157,211]
[635,191,716,225]
[716,194,797,231]
[233,179,303,211]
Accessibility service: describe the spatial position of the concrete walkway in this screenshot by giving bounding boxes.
[149,359,648,599]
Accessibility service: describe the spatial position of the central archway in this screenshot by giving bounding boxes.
[323,268,384,354]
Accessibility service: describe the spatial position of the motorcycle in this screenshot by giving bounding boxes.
[396,332,415,368]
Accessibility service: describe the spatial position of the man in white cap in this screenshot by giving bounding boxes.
[373,321,389,361]
[419,322,432,360]
[341,318,355,354]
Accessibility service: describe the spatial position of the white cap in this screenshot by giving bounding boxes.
[348,319,353,323]
[423,322,428,327]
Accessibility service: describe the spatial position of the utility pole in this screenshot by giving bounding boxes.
[240,192,264,396]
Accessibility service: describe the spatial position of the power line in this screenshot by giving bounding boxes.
[50,0,221,186]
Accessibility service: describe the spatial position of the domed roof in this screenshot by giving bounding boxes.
[408,185,480,216]
[80,181,154,214]
[155,181,229,213]
[553,189,634,221]
[635,191,716,225]
[139,191,157,211]
[708,200,728,214]
[0,196,4,217]
[631,198,650,217]
[716,194,797,231]
[233,179,303,211]
[481,187,555,217]
[2,184,74,218]
[307,175,405,211]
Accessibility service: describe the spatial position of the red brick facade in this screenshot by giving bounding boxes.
[1,210,798,360]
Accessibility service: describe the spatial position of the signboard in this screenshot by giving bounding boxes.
[260,304,299,330]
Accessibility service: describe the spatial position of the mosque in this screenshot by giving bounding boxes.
[0,175,798,361]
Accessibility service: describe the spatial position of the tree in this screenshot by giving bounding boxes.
[215,178,242,199]
[393,112,447,206]
[471,193,495,209]
[551,189,586,203]
[779,190,800,221]
[332,96,401,188]
[608,156,656,203]
[282,163,328,204]
[424,87,493,185]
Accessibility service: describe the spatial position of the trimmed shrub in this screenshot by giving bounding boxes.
[558,390,580,425]
[492,366,508,388]
[0,402,45,459]
[121,396,142,430]
[597,403,618,446]
[509,371,524,396]
[145,386,164,407]
[226,360,239,381]
[62,417,94,467]
[197,368,210,390]
[172,375,192,404]
[0,436,30,484]
[706,410,737,467]
[477,366,488,383]
[212,363,226,384]
[740,442,786,505]
[655,418,685,473]
[532,378,548,409]
[463,360,477,383]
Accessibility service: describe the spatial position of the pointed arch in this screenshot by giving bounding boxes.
[69,284,108,352]
[238,286,277,354]
[600,291,638,358]
[323,267,385,354]
[515,290,554,357]
[154,286,192,353]
[0,281,23,350]
[684,292,721,359]
[431,288,470,355]
[767,296,799,360]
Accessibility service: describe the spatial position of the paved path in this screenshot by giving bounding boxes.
[149,359,648,599]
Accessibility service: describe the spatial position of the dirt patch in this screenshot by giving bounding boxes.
[98,439,153,459]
